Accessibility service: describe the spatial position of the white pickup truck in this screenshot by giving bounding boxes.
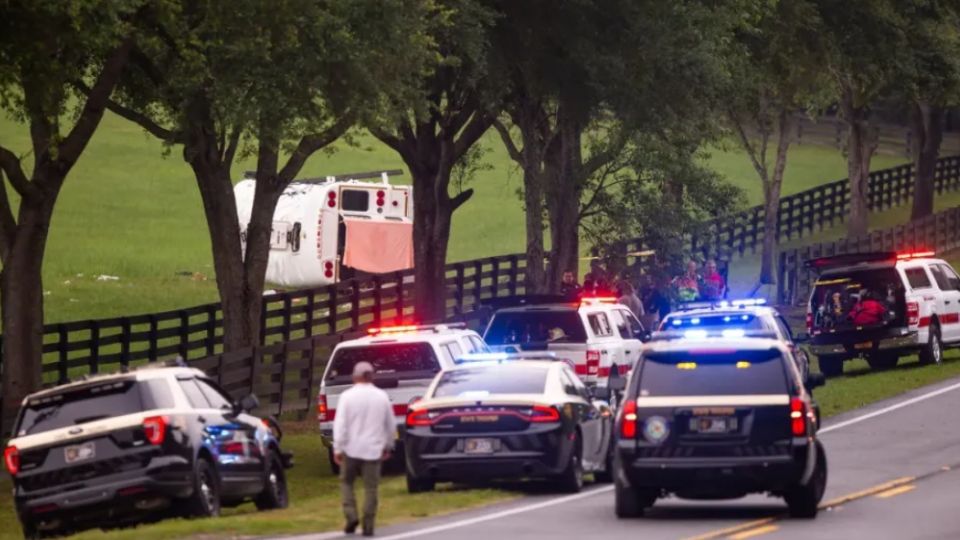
[482,297,650,387]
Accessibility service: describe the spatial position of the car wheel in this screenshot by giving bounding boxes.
[327,446,340,476]
[818,355,843,378]
[406,472,436,493]
[554,434,584,493]
[919,324,943,366]
[183,457,221,518]
[784,441,827,519]
[866,352,899,371]
[255,452,289,510]
[615,478,656,518]
[19,518,40,540]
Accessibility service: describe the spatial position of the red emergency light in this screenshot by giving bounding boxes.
[367,324,422,335]
[580,296,618,306]
[896,250,935,260]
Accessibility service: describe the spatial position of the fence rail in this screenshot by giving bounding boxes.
[5,155,960,397]
[776,206,960,306]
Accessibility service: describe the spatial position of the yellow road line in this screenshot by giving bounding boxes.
[681,518,776,540]
[819,476,915,508]
[728,524,780,540]
[874,484,916,499]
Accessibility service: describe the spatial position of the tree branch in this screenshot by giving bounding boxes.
[492,119,523,164]
[370,126,404,154]
[450,187,474,211]
[730,113,769,183]
[0,145,34,198]
[223,125,242,166]
[279,114,353,182]
[453,112,494,160]
[75,79,180,142]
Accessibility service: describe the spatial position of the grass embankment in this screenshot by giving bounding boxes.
[1,109,905,324]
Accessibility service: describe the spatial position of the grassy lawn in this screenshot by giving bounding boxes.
[1,110,908,324]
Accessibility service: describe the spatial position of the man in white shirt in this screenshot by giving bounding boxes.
[333,361,395,536]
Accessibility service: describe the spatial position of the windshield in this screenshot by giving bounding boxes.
[484,310,588,345]
[15,379,171,437]
[638,349,788,396]
[432,365,549,398]
[811,267,903,329]
[660,313,766,332]
[326,343,440,384]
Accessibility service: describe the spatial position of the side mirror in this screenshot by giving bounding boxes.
[590,385,611,402]
[805,373,826,392]
[237,393,260,414]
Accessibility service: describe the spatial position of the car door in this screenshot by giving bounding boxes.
[774,314,809,382]
[613,308,644,373]
[585,311,622,380]
[931,264,960,342]
[176,376,262,497]
[560,368,604,468]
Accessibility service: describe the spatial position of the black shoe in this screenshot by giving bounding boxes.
[362,528,374,537]
[344,520,359,534]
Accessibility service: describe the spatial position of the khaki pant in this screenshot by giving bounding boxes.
[340,456,382,532]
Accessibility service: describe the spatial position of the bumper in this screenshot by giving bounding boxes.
[15,455,193,521]
[809,328,920,357]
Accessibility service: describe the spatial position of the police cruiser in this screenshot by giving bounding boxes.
[613,337,827,518]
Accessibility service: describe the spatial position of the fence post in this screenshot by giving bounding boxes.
[454,264,465,316]
[282,293,292,343]
[473,260,483,309]
[328,284,339,333]
[351,280,361,330]
[120,318,131,370]
[178,310,189,359]
[57,324,68,384]
[508,255,519,296]
[89,321,100,375]
[395,272,405,324]
[305,292,315,338]
[277,342,289,416]
[372,275,383,327]
[148,314,158,361]
[491,259,500,298]
[206,305,217,356]
[776,252,787,305]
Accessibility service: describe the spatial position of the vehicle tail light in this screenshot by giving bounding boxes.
[528,405,560,423]
[324,260,334,279]
[143,416,168,445]
[327,191,337,208]
[790,397,807,437]
[586,350,601,375]
[620,399,638,439]
[317,393,329,422]
[406,408,432,427]
[376,190,385,207]
[907,301,920,326]
[4,446,19,476]
[805,312,813,333]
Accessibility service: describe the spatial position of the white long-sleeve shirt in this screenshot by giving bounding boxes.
[332,382,396,461]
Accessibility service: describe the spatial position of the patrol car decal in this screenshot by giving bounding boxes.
[634,395,790,407]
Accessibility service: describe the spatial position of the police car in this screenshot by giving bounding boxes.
[483,296,649,387]
[613,337,827,519]
[805,251,960,376]
[5,364,291,538]
[660,298,811,382]
[404,356,615,493]
[316,323,489,473]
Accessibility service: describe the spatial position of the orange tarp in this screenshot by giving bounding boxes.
[342,219,414,274]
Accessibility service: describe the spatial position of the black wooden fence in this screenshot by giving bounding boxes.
[776,206,960,306]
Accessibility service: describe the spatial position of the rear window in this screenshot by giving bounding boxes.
[660,313,766,332]
[341,189,370,212]
[904,267,932,289]
[326,343,440,383]
[432,365,549,398]
[638,349,788,396]
[484,310,588,345]
[810,267,902,326]
[15,379,172,437]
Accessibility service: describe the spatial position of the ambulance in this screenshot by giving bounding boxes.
[234,170,414,288]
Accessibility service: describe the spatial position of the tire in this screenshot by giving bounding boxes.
[183,457,221,518]
[784,441,827,519]
[255,452,289,510]
[554,434,584,493]
[615,478,657,518]
[19,518,40,540]
[327,446,340,476]
[818,355,844,378]
[406,472,436,493]
[866,352,899,371]
[919,324,943,366]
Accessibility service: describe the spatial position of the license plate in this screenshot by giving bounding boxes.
[690,416,738,434]
[65,442,95,464]
[854,341,873,350]
[463,438,497,454]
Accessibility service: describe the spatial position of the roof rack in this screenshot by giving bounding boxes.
[243,169,404,184]
[367,323,467,336]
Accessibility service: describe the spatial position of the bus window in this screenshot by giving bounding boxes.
[341,189,370,212]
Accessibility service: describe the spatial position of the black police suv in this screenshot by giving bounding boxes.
[4,366,292,538]
[614,337,827,518]
[405,358,614,493]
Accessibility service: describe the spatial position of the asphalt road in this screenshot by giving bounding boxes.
[286,376,960,540]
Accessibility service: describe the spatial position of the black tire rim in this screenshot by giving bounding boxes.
[573,454,583,489]
[932,331,943,365]
[269,461,287,506]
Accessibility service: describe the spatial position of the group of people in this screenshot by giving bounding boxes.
[816,287,893,328]
[558,257,727,327]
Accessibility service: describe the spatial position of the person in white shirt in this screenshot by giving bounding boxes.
[333,361,395,536]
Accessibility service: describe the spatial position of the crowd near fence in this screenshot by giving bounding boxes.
[3,156,960,417]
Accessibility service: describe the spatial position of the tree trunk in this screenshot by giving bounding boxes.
[1,195,57,431]
[406,161,455,323]
[759,113,792,285]
[545,113,583,291]
[910,101,944,221]
[839,92,876,239]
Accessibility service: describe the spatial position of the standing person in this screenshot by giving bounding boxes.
[559,270,582,298]
[700,259,727,301]
[617,280,645,318]
[639,274,669,328]
[333,362,395,536]
[671,260,701,304]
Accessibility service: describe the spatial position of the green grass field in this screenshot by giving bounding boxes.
[1,111,907,324]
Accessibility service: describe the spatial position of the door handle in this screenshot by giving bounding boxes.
[946,301,952,305]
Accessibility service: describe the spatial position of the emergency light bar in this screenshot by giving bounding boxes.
[651,329,777,342]
[367,323,466,335]
[896,250,936,260]
[675,298,766,311]
[580,296,618,305]
[454,352,560,364]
